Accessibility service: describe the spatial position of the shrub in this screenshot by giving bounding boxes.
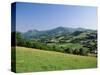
[73,49,79,55]
[65,48,73,54]
[79,48,88,56]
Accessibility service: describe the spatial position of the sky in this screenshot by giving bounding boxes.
[14,2,97,32]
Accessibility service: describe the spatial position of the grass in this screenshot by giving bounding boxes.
[14,46,97,73]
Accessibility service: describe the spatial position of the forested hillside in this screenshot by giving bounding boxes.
[14,27,97,56]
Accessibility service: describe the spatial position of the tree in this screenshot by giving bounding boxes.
[16,32,23,46]
[73,49,79,55]
[65,48,73,54]
[79,48,88,56]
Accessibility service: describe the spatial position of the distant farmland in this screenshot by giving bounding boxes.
[14,47,97,73]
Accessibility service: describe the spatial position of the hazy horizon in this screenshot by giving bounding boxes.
[16,26,97,33]
[14,2,97,32]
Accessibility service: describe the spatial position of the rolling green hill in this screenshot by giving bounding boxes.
[15,27,97,55]
[14,46,97,73]
[23,26,93,39]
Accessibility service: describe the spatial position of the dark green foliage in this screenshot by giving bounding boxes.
[73,49,80,55]
[65,48,73,54]
[71,31,83,36]
[79,48,88,56]
[64,48,89,56]
[16,32,24,46]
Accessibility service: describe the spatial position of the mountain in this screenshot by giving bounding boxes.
[22,26,96,39]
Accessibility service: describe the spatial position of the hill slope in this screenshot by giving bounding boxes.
[23,26,92,39]
[15,47,97,73]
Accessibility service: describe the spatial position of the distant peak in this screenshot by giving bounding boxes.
[33,29,38,31]
[77,27,84,29]
[27,29,39,32]
[57,26,64,28]
[55,26,66,29]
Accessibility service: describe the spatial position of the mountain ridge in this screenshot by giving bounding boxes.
[22,26,96,39]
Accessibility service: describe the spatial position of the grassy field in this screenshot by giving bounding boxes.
[14,46,97,73]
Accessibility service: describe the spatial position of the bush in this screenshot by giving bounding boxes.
[73,49,79,55]
[79,48,88,56]
[64,48,73,54]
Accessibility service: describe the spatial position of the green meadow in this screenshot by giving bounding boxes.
[15,46,97,73]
